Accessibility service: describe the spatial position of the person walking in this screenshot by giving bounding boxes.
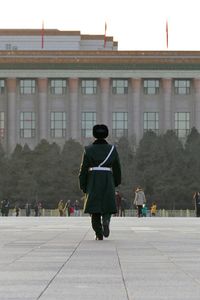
[142,203,148,217]
[74,200,81,216]
[121,197,126,217]
[134,186,146,218]
[64,200,73,217]
[15,205,20,217]
[79,124,121,240]
[151,202,157,217]
[193,192,200,217]
[25,202,31,217]
[58,199,64,216]
[5,199,10,216]
[34,201,39,217]
[1,199,6,216]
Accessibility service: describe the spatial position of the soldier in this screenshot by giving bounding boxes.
[79,124,121,240]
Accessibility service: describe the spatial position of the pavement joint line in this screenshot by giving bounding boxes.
[169,260,200,287]
[2,218,200,299]
[164,251,200,287]
[4,231,66,267]
[115,245,131,300]
[147,234,200,288]
[36,228,90,300]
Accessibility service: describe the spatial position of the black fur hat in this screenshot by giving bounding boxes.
[93,124,109,139]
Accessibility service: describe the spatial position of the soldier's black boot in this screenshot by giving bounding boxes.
[95,234,103,240]
[91,213,103,240]
[102,214,111,238]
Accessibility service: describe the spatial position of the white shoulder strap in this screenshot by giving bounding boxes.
[98,145,114,167]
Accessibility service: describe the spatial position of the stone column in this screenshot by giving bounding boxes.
[69,78,79,140]
[38,78,48,141]
[162,78,172,131]
[100,78,110,127]
[7,78,17,153]
[194,78,200,132]
[131,78,141,143]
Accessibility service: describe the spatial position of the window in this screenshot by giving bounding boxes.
[5,44,11,50]
[112,112,128,137]
[144,112,159,134]
[174,80,190,95]
[50,79,67,95]
[20,80,36,95]
[112,79,128,94]
[81,80,97,95]
[144,80,159,95]
[20,112,36,138]
[81,112,96,137]
[175,112,190,138]
[0,112,5,138]
[0,80,5,94]
[50,112,66,138]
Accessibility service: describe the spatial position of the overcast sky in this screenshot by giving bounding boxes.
[1,0,200,50]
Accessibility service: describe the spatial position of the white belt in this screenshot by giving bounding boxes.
[89,167,112,171]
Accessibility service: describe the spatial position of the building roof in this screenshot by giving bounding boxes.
[0,29,81,36]
[0,29,118,52]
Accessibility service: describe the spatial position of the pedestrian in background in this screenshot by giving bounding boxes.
[34,201,39,216]
[193,192,200,217]
[142,203,148,217]
[58,199,64,216]
[1,199,6,216]
[1,199,10,216]
[64,200,73,216]
[151,202,157,217]
[74,200,81,216]
[121,197,126,217]
[15,205,20,217]
[25,202,31,217]
[115,191,122,216]
[4,199,10,216]
[134,186,146,218]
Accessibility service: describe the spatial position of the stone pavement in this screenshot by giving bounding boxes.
[0,217,200,300]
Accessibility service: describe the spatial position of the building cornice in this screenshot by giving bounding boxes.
[0,50,200,70]
[1,50,200,70]
[1,69,200,79]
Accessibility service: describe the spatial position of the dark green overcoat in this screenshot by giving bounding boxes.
[79,139,121,214]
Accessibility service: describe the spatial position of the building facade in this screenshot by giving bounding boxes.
[0,29,200,153]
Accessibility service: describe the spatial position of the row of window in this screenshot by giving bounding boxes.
[143,112,190,138]
[0,111,190,139]
[0,79,193,96]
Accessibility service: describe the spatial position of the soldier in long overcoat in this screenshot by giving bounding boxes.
[79,124,121,240]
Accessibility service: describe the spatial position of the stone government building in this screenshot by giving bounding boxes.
[0,28,200,153]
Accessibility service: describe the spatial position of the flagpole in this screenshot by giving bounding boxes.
[166,19,168,49]
[41,20,44,49]
[104,22,107,48]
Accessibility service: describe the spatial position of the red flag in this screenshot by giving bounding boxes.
[104,22,107,48]
[41,20,44,49]
[166,20,168,49]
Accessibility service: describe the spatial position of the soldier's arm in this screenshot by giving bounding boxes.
[112,148,121,187]
[79,149,89,193]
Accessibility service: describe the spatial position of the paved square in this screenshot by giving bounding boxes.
[0,217,200,300]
